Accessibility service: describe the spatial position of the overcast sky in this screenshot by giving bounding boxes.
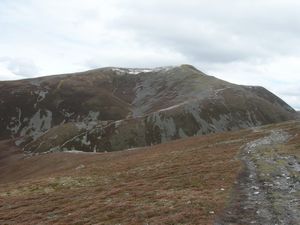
[0,0,299,109]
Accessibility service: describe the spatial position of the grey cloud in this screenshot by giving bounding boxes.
[0,57,39,77]
[279,89,300,97]
[280,95,300,110]
[112,0,300,63]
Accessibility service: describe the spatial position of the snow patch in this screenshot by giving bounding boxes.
[65,150,98,154]
[15,138,25,146]
[148,112,177,142]
[34,90,48,102]
[20,109,52,140]
[178,128,188,138]
[75,111,100,130]
[6,107,22,136]
[29,79,42,87]
[112,66,175,75]
[61,109,75,119]
[81,134,91,146]
[184,101,202,123]
[114,120,123,128]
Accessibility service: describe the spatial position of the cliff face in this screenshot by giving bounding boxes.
[0,65,296,152]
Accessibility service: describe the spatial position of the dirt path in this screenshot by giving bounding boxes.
[216,130,300,225]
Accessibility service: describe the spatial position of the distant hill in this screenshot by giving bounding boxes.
[0,64,296,153]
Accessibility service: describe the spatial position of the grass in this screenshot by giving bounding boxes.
[0,129,254,225]
[0,120,299,224]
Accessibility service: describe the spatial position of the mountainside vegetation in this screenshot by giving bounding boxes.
[0,120,299,224]
[0,65,296,153]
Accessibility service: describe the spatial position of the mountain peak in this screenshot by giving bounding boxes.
[109,65,175,75]
[0,66,296,153]
[98,64,203,76]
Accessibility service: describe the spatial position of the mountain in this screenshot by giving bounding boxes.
[0,64,296,153]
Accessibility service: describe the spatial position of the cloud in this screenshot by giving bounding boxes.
[0,57,39,76]
[0,57,39,80]
[0,64,23,81]
[113,0,300,62]
[0,0,299,108]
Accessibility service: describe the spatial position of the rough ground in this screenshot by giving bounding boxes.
[216,122,300,225]
[0,121,299,224]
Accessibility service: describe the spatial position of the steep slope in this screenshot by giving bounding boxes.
[0,64,296,153]
[0,120,299,224]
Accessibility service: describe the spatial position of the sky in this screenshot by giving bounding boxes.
[0,0,299,109]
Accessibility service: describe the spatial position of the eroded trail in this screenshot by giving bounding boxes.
[216,129,300,225]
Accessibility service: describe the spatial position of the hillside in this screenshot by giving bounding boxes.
[0,120,299,224]
[0,65,296,153]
